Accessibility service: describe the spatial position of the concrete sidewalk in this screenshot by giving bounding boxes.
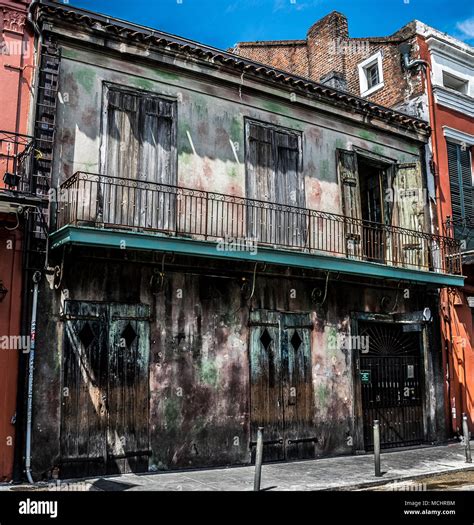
[3,442,474,492]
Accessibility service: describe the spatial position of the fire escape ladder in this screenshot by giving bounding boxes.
[27,37,61,266]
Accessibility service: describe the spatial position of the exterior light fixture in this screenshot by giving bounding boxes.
[0,280,8,302]
[422,307,432,322]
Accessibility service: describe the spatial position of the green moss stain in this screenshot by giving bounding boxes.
[335,138,345,150]
[179,151,194,166]
[228,166,238,178]
[317,385,330,406]
[359,130,376,141]
[75,67,96,93]
[372,144,384,156]
[262,99,289,115]
[178,125,194,156]
[164,397,181,431]
[319,159,330,181]
[200,359,218,388]
[131,77,155,92]
[62,48,81,60]
[156,69,181,82]
[230,116,243,144]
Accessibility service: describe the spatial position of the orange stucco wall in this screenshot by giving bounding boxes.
[0,0,34,480]
[419,35,474,435]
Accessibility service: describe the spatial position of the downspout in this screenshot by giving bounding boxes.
[21,0,43,486]
[25,271,41,484]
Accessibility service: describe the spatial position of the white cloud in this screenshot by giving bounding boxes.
[456,17,474,40]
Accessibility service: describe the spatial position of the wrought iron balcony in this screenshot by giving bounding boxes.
[0,130,36,194]
[55,172,462,277]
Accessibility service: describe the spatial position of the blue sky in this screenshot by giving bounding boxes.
[68,0,474,49]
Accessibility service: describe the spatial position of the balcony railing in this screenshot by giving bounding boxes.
[56,172,462,275]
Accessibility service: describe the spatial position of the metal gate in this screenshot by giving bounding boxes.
[358,321,424,450]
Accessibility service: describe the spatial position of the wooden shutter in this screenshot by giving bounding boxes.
[448,142,473,224]
[246,123,277,244]
[392,161,427,268]
[245,122,303,247]
[103,90,140,226]
[337,149,362,258]
[139,96,177,230]
[275,131,305,247]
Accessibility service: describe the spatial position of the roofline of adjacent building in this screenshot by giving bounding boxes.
[32,0,431,135]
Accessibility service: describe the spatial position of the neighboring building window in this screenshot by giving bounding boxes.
[442,71,469,95]
[358,51,384,97]
[447,141,473,233]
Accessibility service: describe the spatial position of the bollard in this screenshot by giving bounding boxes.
[462,414,472,464]
[374,420,381,477]
[254,427,264,491]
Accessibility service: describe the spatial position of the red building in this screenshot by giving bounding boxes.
[0,0,36,481]
[416,28,474,436]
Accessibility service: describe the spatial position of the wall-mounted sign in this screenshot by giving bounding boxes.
[407,365,415,379]
[360,370,371,384]
[467,297,474,308]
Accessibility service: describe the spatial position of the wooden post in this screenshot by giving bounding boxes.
[463,414,472,464]
[374,420,381,477]
[254,427,264,491]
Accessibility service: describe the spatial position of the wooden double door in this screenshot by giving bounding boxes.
[60,301,150,478]
[249,310,316,462]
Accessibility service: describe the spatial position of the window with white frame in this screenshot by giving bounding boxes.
[358,51,384,96]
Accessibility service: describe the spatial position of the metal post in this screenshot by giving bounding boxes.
[462,413,472,464]
[254,427,264,491]
[374,420,381,477]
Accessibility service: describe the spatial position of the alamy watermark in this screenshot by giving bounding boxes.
[0,335,31,353]
[216,236,258,256]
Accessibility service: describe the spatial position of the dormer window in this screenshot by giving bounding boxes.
[358,52,384,97]
[443,71,469,95]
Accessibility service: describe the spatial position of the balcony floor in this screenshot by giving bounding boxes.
[50,225,465,288]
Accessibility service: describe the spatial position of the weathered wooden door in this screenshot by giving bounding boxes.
[61,302,108,478]
[60,302,150,477]
[107,304,151,474]
[249,310,315,462]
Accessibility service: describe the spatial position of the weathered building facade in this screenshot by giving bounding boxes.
[23,1,464,479]
[233,11,474,438]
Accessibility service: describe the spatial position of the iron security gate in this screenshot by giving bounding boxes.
[358,321,424,450]
[249,310,316,462]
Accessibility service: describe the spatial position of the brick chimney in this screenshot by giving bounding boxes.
[306,11,349,84]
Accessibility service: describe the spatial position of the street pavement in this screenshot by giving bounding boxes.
[2,441,473,492]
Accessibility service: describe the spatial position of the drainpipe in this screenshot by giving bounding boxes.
[25,270,41,484]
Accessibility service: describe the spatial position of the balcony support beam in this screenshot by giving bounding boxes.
[50,226,465,288]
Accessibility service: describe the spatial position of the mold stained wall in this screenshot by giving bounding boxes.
[30,44,429,475]
[53,45,422,212]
